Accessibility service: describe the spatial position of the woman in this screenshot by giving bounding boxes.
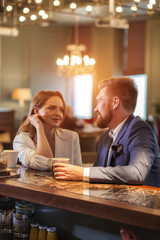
[13,91,82,170]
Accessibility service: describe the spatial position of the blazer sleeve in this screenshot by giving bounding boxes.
[13,133,52,170]
[89,120,160,185]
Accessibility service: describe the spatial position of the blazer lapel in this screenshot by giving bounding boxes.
[107,115,134,166]
[94,131,112,167]
[55,129,65,157]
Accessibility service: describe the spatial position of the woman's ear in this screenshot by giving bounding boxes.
[33,107,39,114]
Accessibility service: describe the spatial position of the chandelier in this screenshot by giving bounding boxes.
[56,16,96,77]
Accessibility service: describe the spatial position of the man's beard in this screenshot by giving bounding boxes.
[96,110,113,129]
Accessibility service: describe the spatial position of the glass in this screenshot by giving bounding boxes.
[13,212,32,234]
[1,228,12,240]
[13,232,30,239]
[15,200,34,215]
[1,209,13,229]
[0,153,7,170]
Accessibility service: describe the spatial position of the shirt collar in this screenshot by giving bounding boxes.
[109,117,128,141]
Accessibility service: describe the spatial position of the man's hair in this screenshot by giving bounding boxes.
[98,77,138,113]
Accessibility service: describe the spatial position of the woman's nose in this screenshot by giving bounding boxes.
[55,108,62,116]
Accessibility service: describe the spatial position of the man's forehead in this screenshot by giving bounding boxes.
[96,87,107,101]
[99,87,108,96]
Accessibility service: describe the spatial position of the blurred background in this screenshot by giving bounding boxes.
[0,0,160,154]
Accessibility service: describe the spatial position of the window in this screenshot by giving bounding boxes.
[72,74,93,119]
[130,74,147,120]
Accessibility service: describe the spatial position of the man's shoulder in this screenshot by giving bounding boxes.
[129,115,152,129]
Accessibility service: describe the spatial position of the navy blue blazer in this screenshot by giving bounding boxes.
[90,115,160,187]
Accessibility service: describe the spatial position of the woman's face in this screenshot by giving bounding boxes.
[37,96,65,128]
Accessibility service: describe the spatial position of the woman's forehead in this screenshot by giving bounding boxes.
[45,96,63,105]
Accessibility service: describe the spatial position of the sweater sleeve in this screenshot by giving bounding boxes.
[13,133,52,170]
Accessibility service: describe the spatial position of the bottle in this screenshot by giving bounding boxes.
[47,227,57,240]
[29,223,39,240]
[38,225,47,240]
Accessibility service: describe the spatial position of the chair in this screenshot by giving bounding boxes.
[0,109,15,150]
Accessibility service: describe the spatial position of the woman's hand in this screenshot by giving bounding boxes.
[53,163,84,181]
[29,114,43,129]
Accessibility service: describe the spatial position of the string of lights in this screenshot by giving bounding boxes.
[0,0,159,28]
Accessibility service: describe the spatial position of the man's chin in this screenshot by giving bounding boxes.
[96,119,107,129]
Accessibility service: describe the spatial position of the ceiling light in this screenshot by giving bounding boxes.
[70,3,77,10]
[149,0,156,4]
[6,5,13,12]
[147,3,153,9]
[131,5,137,11]
[85,5,93,13]
[19,16,26,22]
[116,6,123,13]
[42,13,48,19]
[53,0,60,7]
[35,0,43,3]
[39,10,45,16]
[56,17,95,77]
[30,15,37,21]
[23,7,30,14]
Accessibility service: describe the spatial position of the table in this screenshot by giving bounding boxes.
[0,166,160,239]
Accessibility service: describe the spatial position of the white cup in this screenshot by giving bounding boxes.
[3,150,19,168]
[52,157,70,164]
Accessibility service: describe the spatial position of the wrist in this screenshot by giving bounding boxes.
[36,123,44,131]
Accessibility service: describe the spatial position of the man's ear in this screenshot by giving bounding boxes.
[33,107,39,114]
[112,96,120,109]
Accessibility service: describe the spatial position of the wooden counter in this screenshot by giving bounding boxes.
[0,166,160,233]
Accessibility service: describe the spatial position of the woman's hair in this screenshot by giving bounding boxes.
[16,90,66,140]
[98,77,138,113]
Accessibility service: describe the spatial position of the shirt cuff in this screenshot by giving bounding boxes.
[83,167,90,182]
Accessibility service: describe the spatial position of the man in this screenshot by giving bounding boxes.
[53,77,160,187]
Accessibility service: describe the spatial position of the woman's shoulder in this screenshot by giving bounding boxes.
[15,132,29,137]
[14,132,31,142]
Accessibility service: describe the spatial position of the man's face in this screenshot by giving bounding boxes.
[94,87,113,128]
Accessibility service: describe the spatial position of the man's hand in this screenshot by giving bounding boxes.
[53,163,84,181]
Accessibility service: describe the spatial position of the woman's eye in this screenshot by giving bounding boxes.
[49,107,55,110]
[60,108,64,113]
